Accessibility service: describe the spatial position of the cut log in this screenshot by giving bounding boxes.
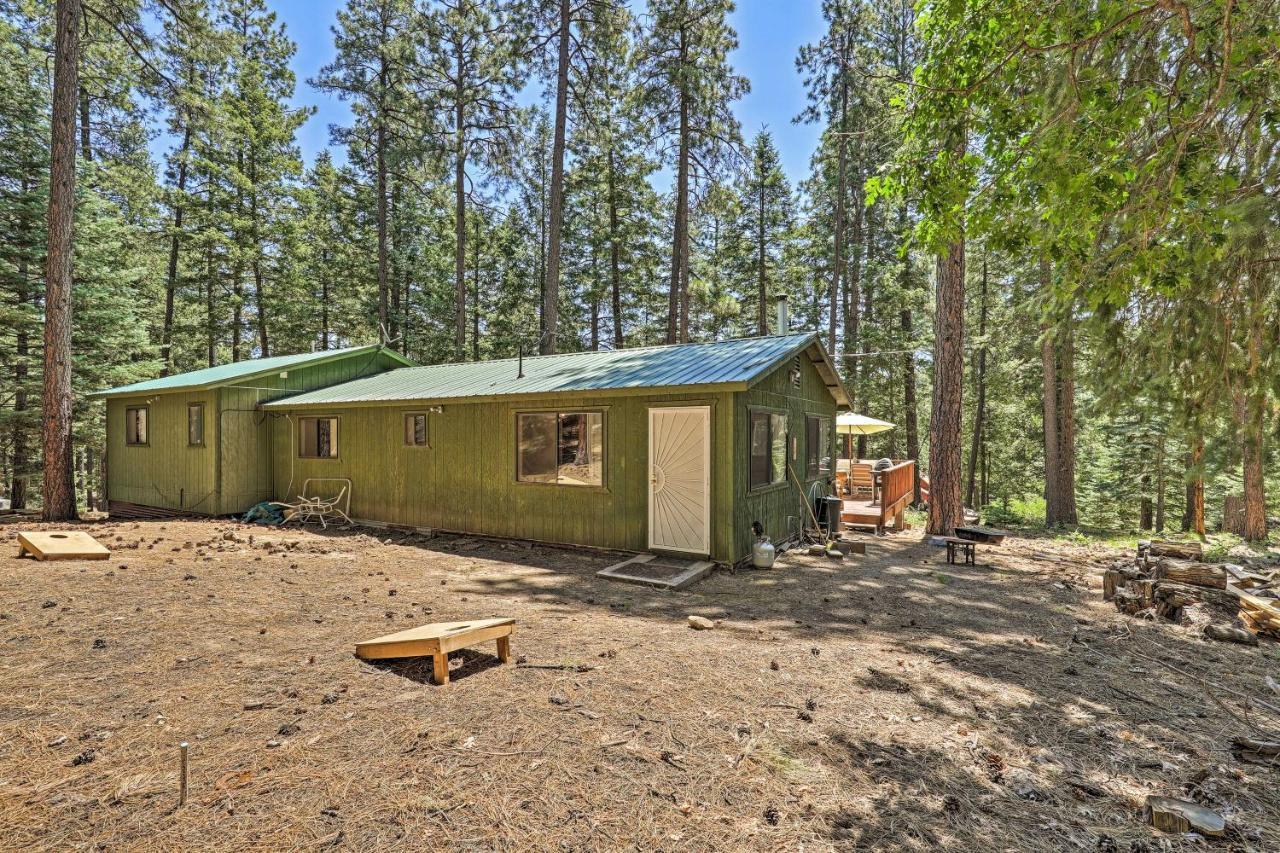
[1145,796,1225,836]
[1146,540,1203,560]
[1154,559,1227,589]
[1103,570,1121,602]
[1203,624,1258,645]
[1231,737,1280,765]
[1113,588,1144,616]
[1153,581,1238,611]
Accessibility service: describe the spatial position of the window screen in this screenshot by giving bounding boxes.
[299,417,339,458]
[517,412,603,486]
[188,404,204,446]
[125,407,148,445]
[806,416,831,476]
[404,413,428,446]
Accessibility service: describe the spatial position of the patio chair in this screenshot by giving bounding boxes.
[277,485,352,529]
[849,463,875,499]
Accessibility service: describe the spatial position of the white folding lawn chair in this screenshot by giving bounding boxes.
[280,484,352,529]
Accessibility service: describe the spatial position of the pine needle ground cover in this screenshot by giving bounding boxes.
[1,521,1277,850]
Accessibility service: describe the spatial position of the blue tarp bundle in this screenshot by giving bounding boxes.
[243,501,287,526]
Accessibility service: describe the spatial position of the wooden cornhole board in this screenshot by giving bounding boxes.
[16,531,111,561]
[355,618,513,685]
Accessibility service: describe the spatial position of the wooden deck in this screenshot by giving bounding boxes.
[840,460,915,534]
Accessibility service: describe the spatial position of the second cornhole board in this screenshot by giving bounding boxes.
[16,531,111,561]
[355,618,514,685]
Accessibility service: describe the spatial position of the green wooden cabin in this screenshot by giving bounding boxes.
[92,345,412,516]
[98,333,849,564]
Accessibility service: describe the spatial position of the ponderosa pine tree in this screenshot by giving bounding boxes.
[205,0,310,359]
[0,23,48,511]
[312,0,415,345]
[735,129,792,337]
[636,0,746,344]
[417,0,525,360]
[41,0,81,520]
[568,0,661,348]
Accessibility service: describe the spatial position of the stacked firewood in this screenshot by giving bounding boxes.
[1103,540,1280,641]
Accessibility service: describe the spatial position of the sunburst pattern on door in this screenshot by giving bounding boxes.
[649,407,710,554]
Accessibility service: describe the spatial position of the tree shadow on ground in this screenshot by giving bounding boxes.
[236,522,1280,847]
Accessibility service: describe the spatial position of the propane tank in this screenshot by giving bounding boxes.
[750,521,776,569]
[752,537,776,569]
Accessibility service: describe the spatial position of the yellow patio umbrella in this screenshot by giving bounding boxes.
[836,413,894,435]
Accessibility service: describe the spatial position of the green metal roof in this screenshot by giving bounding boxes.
[264,333,850,408]
[90,345,413,398]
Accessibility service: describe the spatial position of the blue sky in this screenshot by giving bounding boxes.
[271,0,826,186]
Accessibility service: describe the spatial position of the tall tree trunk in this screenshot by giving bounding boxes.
[320,267,330,350]
[401,251,413,354]
[541,0,571,354]
[927,228,965,536]
[1154,436,1166,533]
[1139,470,1153,531]
[608,152,623,348]
[1235,251,1268,541]
[965,258,988,508]
[376,53,389,339]
[667,26,689,344]
[162,127,191,375]
[471,216,480,361]
[42,0,81,521]
[1236,387,1268,541]
[78,84,92,161]
[10,194,30,510]
[756,171,767,335]
[898,206,920,503]
[205,242,216,366]
[845,177,862,393]
[249,152,268,357]
[1057,310,1079,523]
[84,446,94,512]
[1040,258,1060,526]
[452,46,467,360]
[828,71,848,355]
[1182,436,1205,539]
[388,175,401,344]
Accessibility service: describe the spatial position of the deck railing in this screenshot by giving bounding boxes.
[876,460,916,529]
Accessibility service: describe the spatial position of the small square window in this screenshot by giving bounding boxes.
[404,413,428,447]
[299,416,339,459]
[188,403,205,446]
[125,407,148,446]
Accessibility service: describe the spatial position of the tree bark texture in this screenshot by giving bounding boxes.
[1040,258,1078,526]
[42,0,81,521]
[927,233,965,536]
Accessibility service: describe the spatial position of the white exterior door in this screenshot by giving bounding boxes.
[648,406,711,555]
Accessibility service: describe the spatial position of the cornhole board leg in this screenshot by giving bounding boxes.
[355,618,515,686]
[432,648,450,686]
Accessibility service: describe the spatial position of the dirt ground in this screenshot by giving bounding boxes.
[1,519,1277,852]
